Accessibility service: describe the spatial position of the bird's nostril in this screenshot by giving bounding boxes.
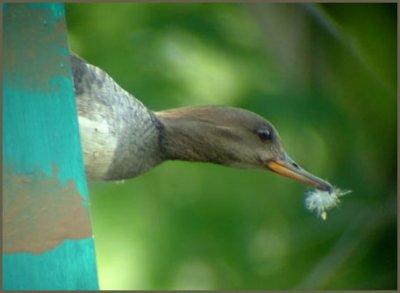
[291,162,300,169]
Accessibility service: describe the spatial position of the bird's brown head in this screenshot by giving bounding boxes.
[156,106,332,192]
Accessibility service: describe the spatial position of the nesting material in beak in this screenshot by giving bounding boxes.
[266,155,350,220]
[305,187,351,220]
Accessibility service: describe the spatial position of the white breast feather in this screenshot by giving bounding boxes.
[78,115,117,180]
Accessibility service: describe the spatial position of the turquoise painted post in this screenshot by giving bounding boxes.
[3,3,99,290]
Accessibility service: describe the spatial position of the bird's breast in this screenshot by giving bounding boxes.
[78,112,118,180]
[72,54,162,180]
[76,92,162,181]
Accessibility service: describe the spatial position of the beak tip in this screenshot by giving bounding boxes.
[320,182,334,194]
[267,159,333,193]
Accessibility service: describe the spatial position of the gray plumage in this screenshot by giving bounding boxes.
[71,54,162,180]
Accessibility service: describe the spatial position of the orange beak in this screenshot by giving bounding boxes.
[266,156,332,192]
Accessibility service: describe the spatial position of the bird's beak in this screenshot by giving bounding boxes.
[266,154,333,193]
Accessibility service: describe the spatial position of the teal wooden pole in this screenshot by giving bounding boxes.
[3,3,99,290]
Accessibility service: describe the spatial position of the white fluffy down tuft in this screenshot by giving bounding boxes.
[305,187,351,220]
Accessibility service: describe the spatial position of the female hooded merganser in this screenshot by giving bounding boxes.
[71,54,332,193]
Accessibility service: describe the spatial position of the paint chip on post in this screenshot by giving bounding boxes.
[3,165,92,254]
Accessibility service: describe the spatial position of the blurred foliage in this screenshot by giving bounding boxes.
[66,3,396,290]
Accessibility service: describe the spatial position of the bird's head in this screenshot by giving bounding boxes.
[156,106,332,192]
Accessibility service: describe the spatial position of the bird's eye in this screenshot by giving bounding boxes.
[257,128,273,141]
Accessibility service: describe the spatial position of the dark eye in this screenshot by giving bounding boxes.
[257,128,273,141]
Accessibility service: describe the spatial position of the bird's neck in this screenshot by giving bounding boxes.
[156,108,238,165]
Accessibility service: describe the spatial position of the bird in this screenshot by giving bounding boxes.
[71,54,332,193]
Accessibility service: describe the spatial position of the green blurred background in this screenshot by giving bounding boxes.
[65,3,397,290]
